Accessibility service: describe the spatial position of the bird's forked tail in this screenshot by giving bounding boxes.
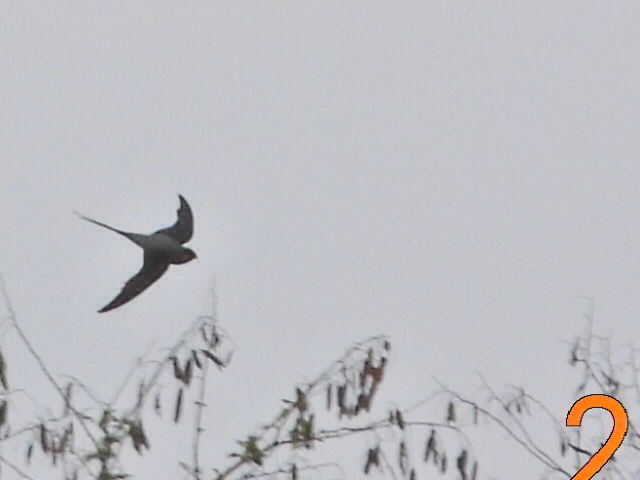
[74,212,129,238]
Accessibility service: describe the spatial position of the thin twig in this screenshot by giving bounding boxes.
[0,276,100,452]
[213,335,388,480]
[0,453,37,480]
[192,282,218,479]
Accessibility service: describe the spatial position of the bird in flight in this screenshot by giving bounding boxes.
[77,195,196,313]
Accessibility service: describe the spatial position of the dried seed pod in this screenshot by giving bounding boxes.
[440,454,447,473]
[294,388,307,412]
[200,349,225,368]
[40,424,49,453]
[424,429,436,462]
[60,423,73,451]
[396,410,405,430]
[398,441,408,474]
[0,400,7,427]
[200,325,209,344]
[359,369,367,388]
[191,350,202,369]
[63,383,73,415]
[171,356,183,381]
[26,442,34,464]
[0,349,8,390]
[371,363,384,383]
[357,393,370,412]
[364,446,380,474]
[337,384,346,411]
[210,329,221,348]
[183,359,193,386]
[174,388,184,423]
[456,449,468,478]
[154,392,162,416]
[136,381,145,408]
[446,401,456,423]
[129,420,150,453]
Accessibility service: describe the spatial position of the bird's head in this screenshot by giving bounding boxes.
[176,247,197,264]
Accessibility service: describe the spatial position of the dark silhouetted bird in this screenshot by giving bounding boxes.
[77,195,196,312]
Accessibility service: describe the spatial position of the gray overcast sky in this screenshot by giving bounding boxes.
[3,2,640,478]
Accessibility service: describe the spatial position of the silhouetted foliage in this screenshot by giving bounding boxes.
[0,280,635,479]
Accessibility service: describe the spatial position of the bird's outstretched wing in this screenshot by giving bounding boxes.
[99,253,170,313]
[155,194,193,244]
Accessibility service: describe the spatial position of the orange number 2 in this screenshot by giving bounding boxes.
[566,394,628,480]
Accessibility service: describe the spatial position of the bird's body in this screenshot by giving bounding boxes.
[126,232,186,257]
[77,195,196,312]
